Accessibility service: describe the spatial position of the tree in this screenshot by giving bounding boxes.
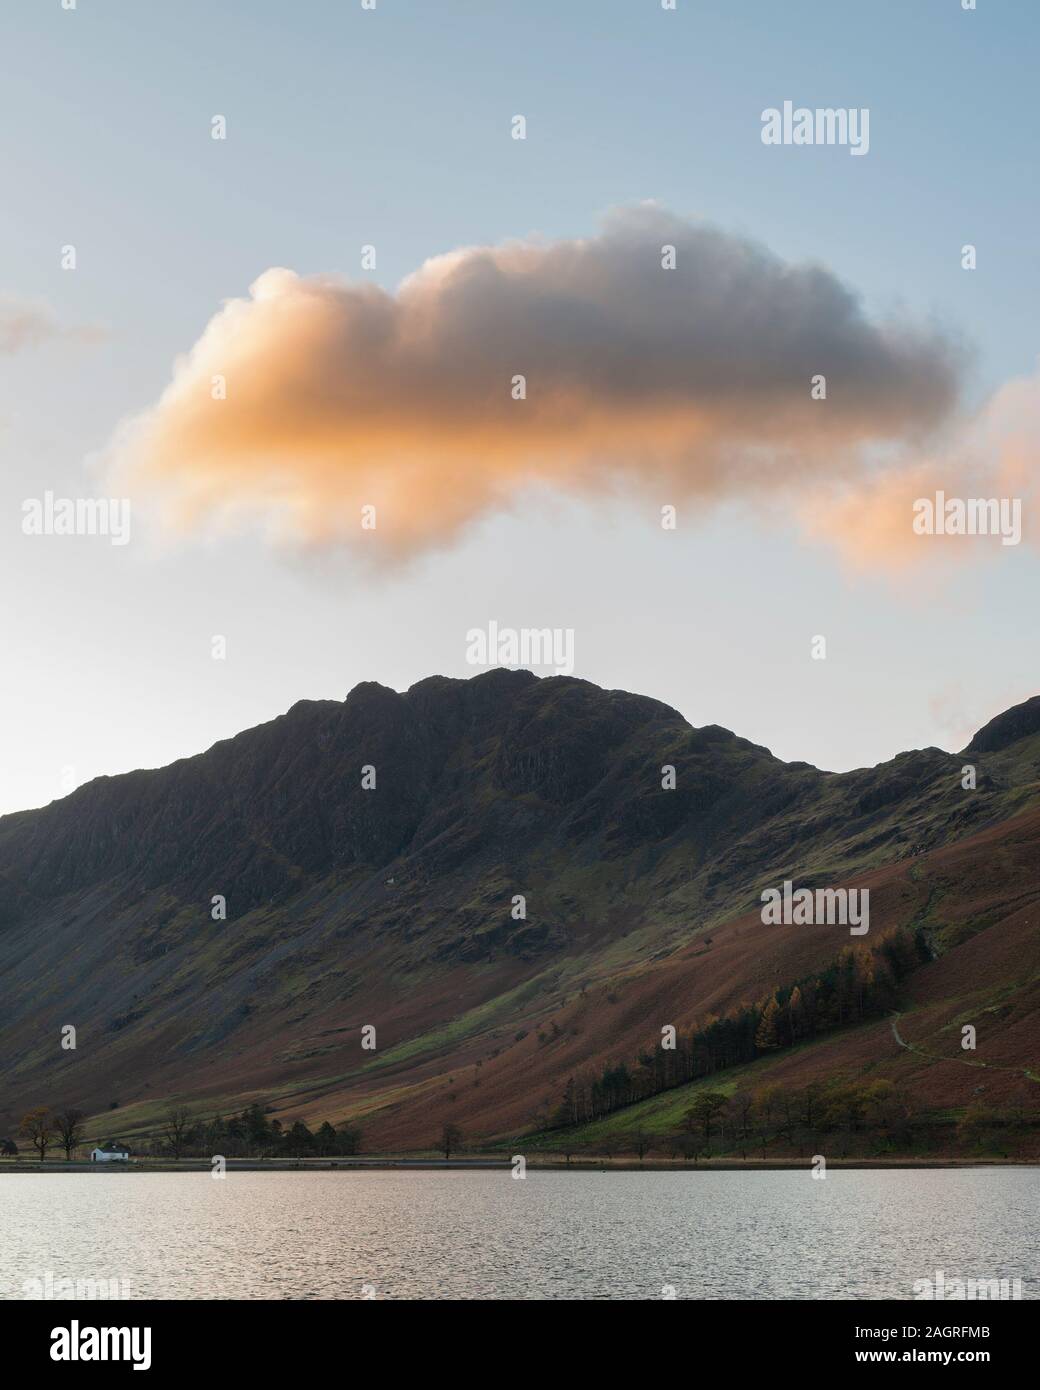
[755,1085,780,1131]
[802,1081,824,1133]
[160,1105,194,1161]
[632,1128,652,1162]
[335,1124,362,1156]
[287,1121,314,1157]
[755,996,781,1051]
[440,1123,463,1160]
[54,1108,86,1161]
[817,1082,868,1155]
[863,1080,914,1145]
[1,1138,17,1157]
[240,1103,270,1153]
[730,1089,755,1158]
[683,1091,729,1155]
[316,1121,337,1156]
[676,1132,698,1163]
[788,986,806,1041]
[774,1089,799,1144]
[958,1105,1001,1151]
[226,1114,245,1153]
[19,1108,54,1161]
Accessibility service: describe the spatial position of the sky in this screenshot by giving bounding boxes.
[0,0,1037,817]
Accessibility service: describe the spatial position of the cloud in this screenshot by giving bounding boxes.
[0,298,104,354]
[799,367,1038,569]
[105,204,965,560]
[0,300,61,354]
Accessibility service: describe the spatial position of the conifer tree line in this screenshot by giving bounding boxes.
[139,1104,364,1160]
[553,924,931,1128]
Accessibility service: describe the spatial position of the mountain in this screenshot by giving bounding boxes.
[1,673,1038,1154]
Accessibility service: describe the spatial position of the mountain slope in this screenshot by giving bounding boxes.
[1,673,1038,1149]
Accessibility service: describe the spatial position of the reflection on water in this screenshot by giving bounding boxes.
[0,1168,1036,1300]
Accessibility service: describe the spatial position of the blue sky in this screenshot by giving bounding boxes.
[0,0,1036,814]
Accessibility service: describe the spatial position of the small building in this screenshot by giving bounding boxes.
[90,1141,130,1163]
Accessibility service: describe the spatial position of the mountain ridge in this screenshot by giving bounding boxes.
[5,673,1035,835]
[1,671,1037,1152]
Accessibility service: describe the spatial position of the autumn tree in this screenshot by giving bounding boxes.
[755,996,781,1051]
[19,1108,54,1161]
[788,986,806,1041]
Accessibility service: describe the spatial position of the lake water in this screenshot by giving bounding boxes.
[0,1168,1036,1300]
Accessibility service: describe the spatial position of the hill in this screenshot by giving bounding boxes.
[1,674,1037,1156]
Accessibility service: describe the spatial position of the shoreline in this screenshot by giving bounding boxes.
[1,1157,1035,1174]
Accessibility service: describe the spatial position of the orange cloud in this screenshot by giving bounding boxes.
[106,205,964,561]
[799,368,1038,570]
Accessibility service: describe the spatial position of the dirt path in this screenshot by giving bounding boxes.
[889,1012,1039,1083]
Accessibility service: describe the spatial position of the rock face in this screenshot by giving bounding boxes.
[0,670,786,924]
[965,694,1040,754]
[0,670,1036,1145]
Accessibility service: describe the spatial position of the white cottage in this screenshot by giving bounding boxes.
[90,1141,130,1163]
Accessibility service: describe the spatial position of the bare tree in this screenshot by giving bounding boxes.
[19,1108,54,1161]
[55,1108,87,1161]
[160,1105,194,1160]
[730,1089,756,1159]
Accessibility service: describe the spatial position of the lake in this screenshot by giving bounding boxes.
[1,1168,1036,1300]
